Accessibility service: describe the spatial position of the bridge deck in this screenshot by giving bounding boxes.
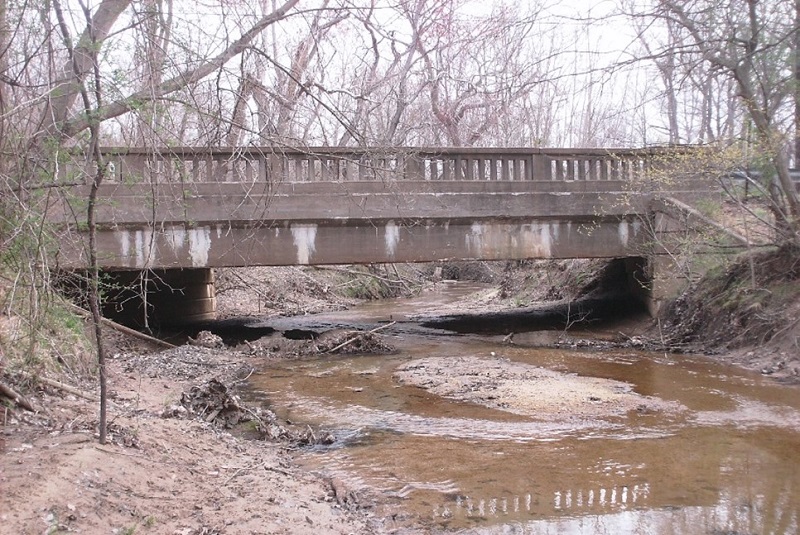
[51,146,713,269]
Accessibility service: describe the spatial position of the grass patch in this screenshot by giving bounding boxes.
[0,272,94,377]
[661,244,800,351]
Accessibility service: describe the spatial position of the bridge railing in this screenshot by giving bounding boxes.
[63,146,662,184]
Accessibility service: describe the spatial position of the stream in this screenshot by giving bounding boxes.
[244,282,800,534]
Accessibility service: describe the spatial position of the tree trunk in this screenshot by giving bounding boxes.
[795,0,800,166]
[0,0,7,167]
[41,0,131,140]
[53,0,110,443]
[55,0,300,140]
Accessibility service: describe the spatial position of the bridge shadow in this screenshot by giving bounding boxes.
[420,257,649,335]
[184,317,278,344]
[159,258,650,344]
[418,293,648,335]
[171,292,647,346]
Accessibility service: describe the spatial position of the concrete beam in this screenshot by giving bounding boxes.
[50,181,711,227]
[55,217,648,269]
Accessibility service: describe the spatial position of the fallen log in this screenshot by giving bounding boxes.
[0,381,36,412]
[65,303,175,349]
[18,372,99,402]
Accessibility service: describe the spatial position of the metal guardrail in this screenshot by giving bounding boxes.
[727,169,800,182]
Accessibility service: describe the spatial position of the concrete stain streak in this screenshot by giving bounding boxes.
[165,227,186,252]
[119,230,131,262]
[619,219,643,248]
[619,221,630,247]
[521,223,553,257]
[188,227,212,267]
[385,220,400,257]
[466,222,554,258]
[116,230,154,268]
[291,224,318,264]
[133,230,155,269]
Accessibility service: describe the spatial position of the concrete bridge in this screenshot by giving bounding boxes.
[51,146,716,325]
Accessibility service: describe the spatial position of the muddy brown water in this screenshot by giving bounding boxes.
[246,282,800,534]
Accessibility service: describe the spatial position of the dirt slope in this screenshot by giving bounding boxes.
[659,245,800,381]
[1,346,379,535]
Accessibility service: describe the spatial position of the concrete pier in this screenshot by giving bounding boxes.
[100,268,216,327]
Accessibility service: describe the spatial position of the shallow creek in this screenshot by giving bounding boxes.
[246,282,800,534]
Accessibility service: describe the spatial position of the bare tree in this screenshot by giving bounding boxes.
[624,0,800,243]
[0,0,305,443]
[130,0,174,146]
[41,0,299,144]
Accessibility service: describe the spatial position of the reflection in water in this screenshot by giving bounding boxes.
[432,483,651,520]
[247,284,800,534]
[277,392,677,441]
[433,482,800,535]
[450,502,797,535]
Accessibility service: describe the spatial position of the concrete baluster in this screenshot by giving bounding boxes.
[513,156,523,180]
[554,159,565,180]
[454,155,464,180]
[610,158,621,180]
[523,156,534,180]
[267,153,281,182]
[566,158,577,181]
[489,158,498,181]
[501,157,511,181]
[122,153,148,183]
[213,152,228,182]
[599,158,610,180]
[477,157,487,180]
[404,153,424,180]
[358,154,369,180]
[464,157,474,180]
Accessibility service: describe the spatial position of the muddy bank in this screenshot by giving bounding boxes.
[658,245,800,382]
[0,344,380,534]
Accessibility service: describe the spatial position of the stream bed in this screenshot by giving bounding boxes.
[245,282,800,534]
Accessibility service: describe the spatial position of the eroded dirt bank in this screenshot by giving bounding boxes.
[657,244,800,383]
[1,344,382,534]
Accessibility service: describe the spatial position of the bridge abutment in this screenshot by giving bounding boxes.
[643,204,714,315]
[101,268,216,328]
[644,255,689,316]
